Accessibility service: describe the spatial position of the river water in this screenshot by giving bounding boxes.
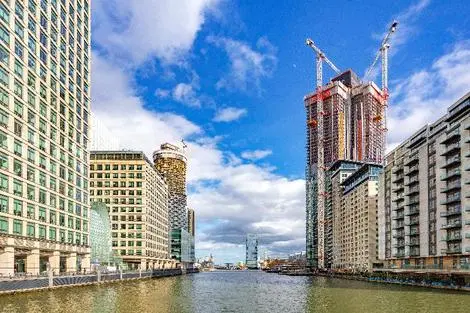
[0,270,469,313]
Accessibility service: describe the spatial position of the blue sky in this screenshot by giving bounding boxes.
[90,0,470,263]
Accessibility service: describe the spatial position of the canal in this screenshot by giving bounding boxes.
[0,271,469,313]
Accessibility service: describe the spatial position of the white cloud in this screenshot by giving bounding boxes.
[91,0,305,262]
[388,40,470,149]
[241,149,272,161]
[92,0,219,66]
[213,107,247,122]
[207,36,277,92]
[172,83,201,107]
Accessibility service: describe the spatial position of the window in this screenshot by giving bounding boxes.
[0,130,7,148]
[0,173,7,191]
[13,159,22,176]
[27,223,35,237]
[39,225,46,239]
[13,220,22,235]
[0,67,8,87]
[0,195,7,213]
[0,3,9,24]
[0,46,8,65]
[0,216,8,234]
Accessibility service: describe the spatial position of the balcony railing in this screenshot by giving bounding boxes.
[441,220,462,229]
[405,198,419,206]
[406,219,420,226]
[442,246,462,254]
[441,129,460,144]
[406,164,419,175]
[392,175,405,183]
[441,182,461,193]
[405,186,419,196]
[441,142,461,156]
[441,156,461,168]
[440,195,461,205]
[404,153,419,166]
[440,207,461,217]
[392,213,405,220]
[405,178,419,186]
[440,169,461,181]
[405,207,420,216]
[441,233,462,241]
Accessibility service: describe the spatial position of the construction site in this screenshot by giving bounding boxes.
[305,22,398,268]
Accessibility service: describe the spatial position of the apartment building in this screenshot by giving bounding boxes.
[0,0,91,275]
[330,160,381,270]
[378,92,470,270]
[89,151,173,270]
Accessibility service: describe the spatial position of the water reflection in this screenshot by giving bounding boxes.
[0,271,469,313]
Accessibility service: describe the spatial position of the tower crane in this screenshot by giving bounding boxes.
[305,38,341,269]
[363,21,398,162]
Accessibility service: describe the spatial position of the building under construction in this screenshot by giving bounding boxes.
[305,69,386,268]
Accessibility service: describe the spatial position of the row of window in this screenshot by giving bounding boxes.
[0,216,87,245]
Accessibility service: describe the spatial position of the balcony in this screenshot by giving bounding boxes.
[406,164,419,175]
[393,242,406,248]
[440,207,461,217]
[392,212,405,220]
[405,207,420,216]
[393,223,405,229]
[408,240,420,246]
[393,233,405,238]
[410,250,421,257]
[404,153,419,166]
[441,182,461,193]
[441,142,460,156]
[442,246,462,254]
[394,252,406,258]
[409,229,420,236]
[442,234,462,241]
[405,198,419,206]
[405,186,419,196]
[441,220,462,229]
[441,129,460,144]
[392,185,405,192]
[441,156,461,168]
[405,178,419,186]
[406,219,420,226]
[440,194,461,205]
[392,175,405,184]
[440,169,461,181]
[392,165,404,174]
[392,193,405,202]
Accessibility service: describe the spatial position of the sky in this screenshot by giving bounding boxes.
[90,0,470,264]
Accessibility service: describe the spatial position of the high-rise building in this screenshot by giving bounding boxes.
[89,151,173,270]
[246,233,258,269]
[378,92,470,270]
[0,0,91,276]
[305,69,385,268]
[153,143,187,230]
[153,143,194,268]
[89,114,119,151]
[187,208,195,237]
[330,161,382,270]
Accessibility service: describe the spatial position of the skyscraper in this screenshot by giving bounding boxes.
[153,143,194,268]
[305,70,385,268]
[246,233,258,269]
[0,0,91,275]
[153,143,188,230]
[187,207,195,237]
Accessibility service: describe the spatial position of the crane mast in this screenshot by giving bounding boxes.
[364,21,398,162]
[305,39,340,269]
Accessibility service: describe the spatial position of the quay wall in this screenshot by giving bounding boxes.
[0,269,195,295]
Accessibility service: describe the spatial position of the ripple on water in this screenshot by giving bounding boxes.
[0,271,469,313]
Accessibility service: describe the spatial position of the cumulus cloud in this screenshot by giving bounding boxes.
[388,40,470,149]
[241,149,272,161]
[92,0,219,66]
[207,36,278,92]
[91,1,304,262]
[213,107,247,122]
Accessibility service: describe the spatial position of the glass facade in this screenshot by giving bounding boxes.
[89,201,112,265]
[246,233,258,269]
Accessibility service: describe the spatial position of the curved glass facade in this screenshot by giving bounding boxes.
[90,202,113,265]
